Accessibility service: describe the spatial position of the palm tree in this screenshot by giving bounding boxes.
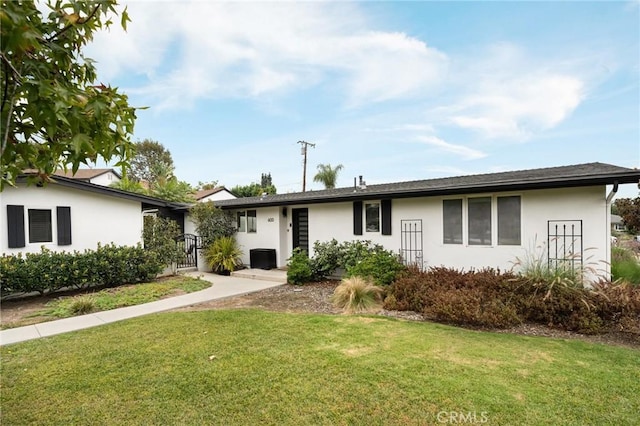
[313,163,344,189]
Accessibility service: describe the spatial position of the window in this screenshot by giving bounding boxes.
[498,196,521,245]
[247,210,257,233]
[443,199,463,244]
[237,211,246,232]
[237,210,257,233]
[28,209,52,243]
[468,197,491,245]
[365,203,380,232]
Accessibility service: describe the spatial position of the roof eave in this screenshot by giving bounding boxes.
[214,173,638,210]
[16,174,186,208]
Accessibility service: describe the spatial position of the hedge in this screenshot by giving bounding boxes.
[0,244,163,296]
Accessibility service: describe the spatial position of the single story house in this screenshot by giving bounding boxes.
[2,174,185,255]
[611,214,626,233]
[209,162,640,280]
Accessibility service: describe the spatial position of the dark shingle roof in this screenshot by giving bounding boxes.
[211,162,640,209]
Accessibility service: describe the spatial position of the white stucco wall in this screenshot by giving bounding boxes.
[234,206,283,266]
[224,186,611,277]
[1,183,143,255]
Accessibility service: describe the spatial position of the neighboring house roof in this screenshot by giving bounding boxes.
[611,214,624,225]
[210,162,640,209]
[16,173,187,209]
[52,168,122,181]
[195,187,232,200]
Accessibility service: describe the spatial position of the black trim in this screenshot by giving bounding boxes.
[353,201,363,235]
[7,205,25,248]
[57,206,72,245]
[381,199,392,235]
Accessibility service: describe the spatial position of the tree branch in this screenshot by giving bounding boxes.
[44,4,101,43]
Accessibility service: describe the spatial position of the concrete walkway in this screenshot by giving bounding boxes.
[0,270,286,346]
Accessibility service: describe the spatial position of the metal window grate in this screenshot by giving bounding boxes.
[400,219,423,268]
[547,220,583,272]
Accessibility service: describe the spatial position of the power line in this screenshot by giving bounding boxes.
[297,140,315,192]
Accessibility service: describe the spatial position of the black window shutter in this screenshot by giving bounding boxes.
[57,206,72,245]
[353,201,363,235]
[7,205,25,248]
[381,199,392,235]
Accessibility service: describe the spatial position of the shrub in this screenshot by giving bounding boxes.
[611,247,640,284]
[310,239,405,284]
[287,248,313,285]
[68,296,97,315]
[388,267,521,328]
[204,237,243,274]
[590,280,640,334]
[189,201,236,247]
[0,244,163,296]
[143,216,184,269]
[332,276,383,313]
[387,265,640,335]
[346,250,405,286]
[340,240,386,271]
[310,239,342,279]
[512,241,589,290]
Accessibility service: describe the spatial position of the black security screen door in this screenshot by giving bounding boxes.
[292,208,309,253]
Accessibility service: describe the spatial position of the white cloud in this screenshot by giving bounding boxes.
[86,2,448,109]
[416,135,487,160]
[437,43,586,140]
[449,74,584,139]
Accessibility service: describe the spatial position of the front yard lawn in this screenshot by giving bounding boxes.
[1,309,638,425]
[0,275,209,329]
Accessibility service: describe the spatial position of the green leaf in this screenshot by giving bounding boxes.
[71,134,91,154]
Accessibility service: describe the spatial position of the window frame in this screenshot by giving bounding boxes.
[443,198,463,245]
[365,202,380,233]
[497,196,521,246]
[467,197,492,246]
[28,208,53,244]
[441,194,522,247]
[247,210,257,233]
[237,211,247,232]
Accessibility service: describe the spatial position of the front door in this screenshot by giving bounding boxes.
[292,208,309,253]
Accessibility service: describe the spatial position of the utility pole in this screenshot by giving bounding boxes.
[298,140,315,192]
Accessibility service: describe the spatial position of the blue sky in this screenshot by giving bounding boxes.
[86,1,640,197]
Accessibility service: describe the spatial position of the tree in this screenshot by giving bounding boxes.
[614,197,640,233]
[150,177,195,203]
[313,163,344,189]
[110,176,147,194]
[261,173,272,188]
[189,201,236,247]
[196,180,218,191]
[1,0,136,190]
[231,173,276,197]
[231,182,264,198]
[128,139,174,183]
[142,215,183,273]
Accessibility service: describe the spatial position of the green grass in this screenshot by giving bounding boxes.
[611,249,640,284]
[43,276,210,317]
[1,310,638,425]
[2,276,210,329]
